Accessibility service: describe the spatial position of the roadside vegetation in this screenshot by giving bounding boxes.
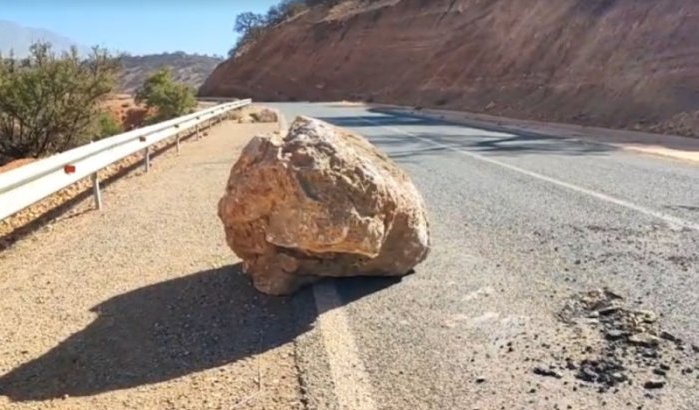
[0,43,119,164]
[0,42,198,166]
[230,0,348,57]
[96,111,124,139]
[135,68,197,124]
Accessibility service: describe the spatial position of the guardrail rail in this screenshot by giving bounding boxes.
[0,99,251,221]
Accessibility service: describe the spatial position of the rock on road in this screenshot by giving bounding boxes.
[0,103,698,410]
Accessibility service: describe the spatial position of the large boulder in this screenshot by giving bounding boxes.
[218,116,430,295]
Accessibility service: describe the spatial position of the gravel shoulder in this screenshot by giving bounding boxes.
[0,121,305,409]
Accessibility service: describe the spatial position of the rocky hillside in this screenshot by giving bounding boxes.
[200,0,699,136]
[119,52,222,93]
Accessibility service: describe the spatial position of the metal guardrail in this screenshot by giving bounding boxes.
[0,99,251,221]
[197,97,240,103]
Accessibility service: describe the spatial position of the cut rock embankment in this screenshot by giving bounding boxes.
[200,0,699,138]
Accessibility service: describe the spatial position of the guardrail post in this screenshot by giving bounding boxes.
[144,147,151,172]
[91,173,103,210]
[196,124,200,140]
[176,134,181,154]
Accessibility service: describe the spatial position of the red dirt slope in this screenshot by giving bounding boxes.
[199,0,699,136]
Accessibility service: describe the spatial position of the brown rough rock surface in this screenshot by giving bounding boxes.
[231,106,280,124]
[218,116,430,295]
[200,0,699,137]
[250,108,279,123]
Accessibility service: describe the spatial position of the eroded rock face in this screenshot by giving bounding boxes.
[200,0,699,138]
[218,116,430,295]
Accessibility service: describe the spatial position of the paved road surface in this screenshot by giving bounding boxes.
[0,103,697,409]
[270,103,699,410]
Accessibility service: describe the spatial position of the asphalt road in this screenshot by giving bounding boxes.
[0,103,697,410]
[267,102,699,410]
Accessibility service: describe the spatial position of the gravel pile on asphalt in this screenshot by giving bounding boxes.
[533,289,699,394]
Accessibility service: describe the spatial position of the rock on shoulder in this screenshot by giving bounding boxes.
[218,116,430,295]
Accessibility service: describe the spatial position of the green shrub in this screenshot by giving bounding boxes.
[0,43,118,162]
[135,68,196,123]
[96,111,123,139]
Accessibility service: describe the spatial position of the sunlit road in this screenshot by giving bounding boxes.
[269,102,699,410]
[0,104,697,409]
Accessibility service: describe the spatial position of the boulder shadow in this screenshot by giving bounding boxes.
[0,264,400,402]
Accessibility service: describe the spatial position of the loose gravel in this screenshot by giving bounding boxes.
[550,289,699,392]
[0,121,305,409]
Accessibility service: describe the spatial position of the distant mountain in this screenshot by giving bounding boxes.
[0,20,222,94]
[118,52,223,93]
[0,20,89,57]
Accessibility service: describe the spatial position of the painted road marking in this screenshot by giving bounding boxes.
[359,118,699,232]
[313,281,377,410]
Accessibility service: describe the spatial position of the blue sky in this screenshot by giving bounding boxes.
[0,0,279,56]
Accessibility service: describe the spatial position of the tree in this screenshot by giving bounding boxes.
[280,0,309,17]
[135,68,196,123]
[229,1,318,59]
[266,1,308,25]
[0,43,119,162]
[234,12,266,37]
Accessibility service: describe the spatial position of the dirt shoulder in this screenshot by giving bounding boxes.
[369,104,699,164]
[0,120,303,409]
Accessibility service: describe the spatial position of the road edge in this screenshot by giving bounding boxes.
[368,104,699,165]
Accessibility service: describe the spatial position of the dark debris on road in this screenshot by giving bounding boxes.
[530,289,699,397]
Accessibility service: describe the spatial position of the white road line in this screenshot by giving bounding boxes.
[360,119,699,232]
[312,281,377,410]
